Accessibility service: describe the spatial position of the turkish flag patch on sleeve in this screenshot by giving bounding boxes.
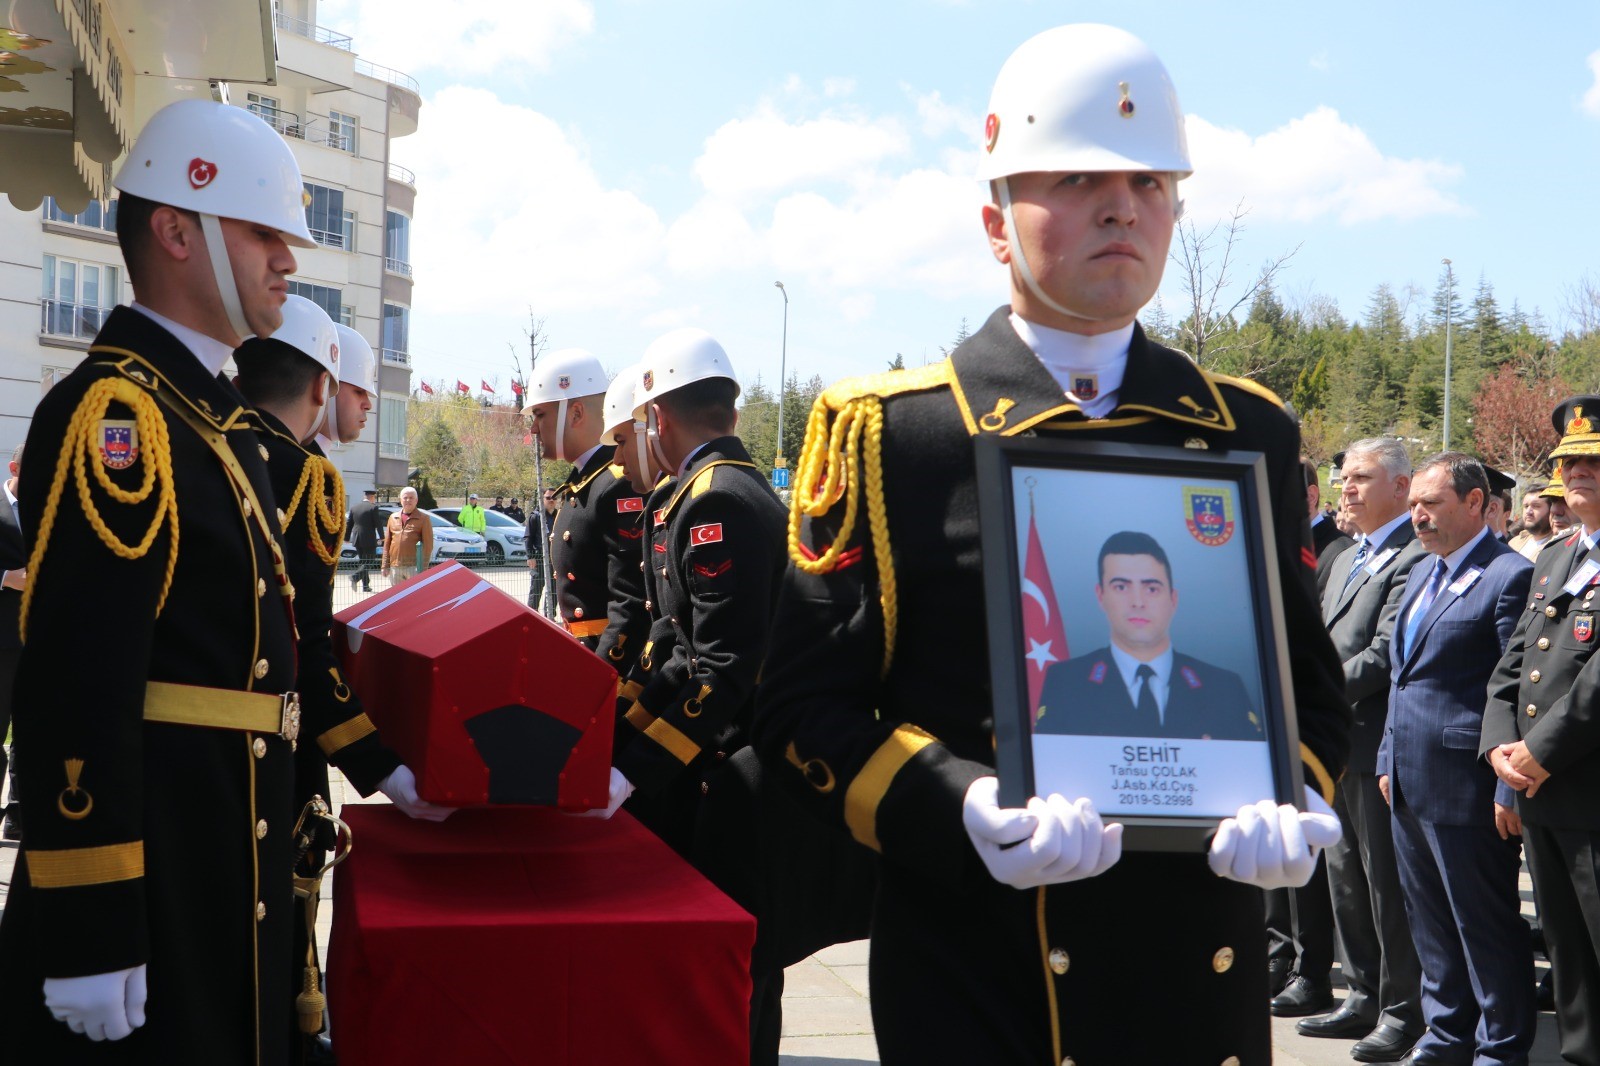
[617,497,643,513]
[691,523,723,545]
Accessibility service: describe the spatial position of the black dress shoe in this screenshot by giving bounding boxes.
[1350,1023,1418,1063]
[1296,1005,1377,1038]
[1271,974,1334,1017]
[1536,968,1554,1011]
[1267,956,1293,997]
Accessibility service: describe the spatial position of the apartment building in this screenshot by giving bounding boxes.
[0,0,420,494]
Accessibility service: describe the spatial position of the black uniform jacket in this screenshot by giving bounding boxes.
[252,412,400,803]
[0,307,300,1065]
[0,479,25,652]
[754,308,1350,1065]
[616,437,789,797]
[614,474,677,747]
[347,497,381,555]
[550,445,649,673]
[1482,530,1600,830]
[1037,647,1262,740]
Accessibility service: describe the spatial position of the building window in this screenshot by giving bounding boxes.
[381,303,409,364]
[379,396,408,459]
[43,197,118,232]
[287,281,343,321]
[385,210,412,277]
[303,183,354,250]
[339,305,355,327]
[41,255,120,338]
[41,364,74,394]
[246,92,280,120]
[328,110,358,153]
[246,92,295,135]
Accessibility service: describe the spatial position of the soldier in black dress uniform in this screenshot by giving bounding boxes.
[234,299,448,1058]
[753,25,1349,1065]
[0,99,316,1062]
[520,350,649,676]
[1484,397,1600,1065]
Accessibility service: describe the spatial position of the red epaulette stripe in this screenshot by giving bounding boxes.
[798,542,864,570]
[1301,546,1317,569]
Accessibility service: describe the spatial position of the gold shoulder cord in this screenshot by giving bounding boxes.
[282,454,347,567]
[789,392,897,678]
[22,378,179,640]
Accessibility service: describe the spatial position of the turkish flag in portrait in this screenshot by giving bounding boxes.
[1021,513,1067,724]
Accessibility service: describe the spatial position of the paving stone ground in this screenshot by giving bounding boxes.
[0,768,1566,1063]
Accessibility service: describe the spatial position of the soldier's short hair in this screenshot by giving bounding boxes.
[234,337,327,407]
[1097,530,1173,588]
[655,377,739,433]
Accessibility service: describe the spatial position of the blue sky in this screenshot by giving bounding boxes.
[319,0,1600,396]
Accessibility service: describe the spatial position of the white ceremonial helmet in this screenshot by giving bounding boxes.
[521,348,609,462]
[266,295,341,438]
[632,328,739,471]
[975,24,1190,182]
[600,363,642,447]
[976,25,1190,324]
[333,324,379,397]
[114,99,317,342]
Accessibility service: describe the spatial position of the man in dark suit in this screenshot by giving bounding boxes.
[347,488,381,592]
[0,444,26,840]
[1267,458,1353,1013]
[1484,397,1600,1065]
[1036,531,1260,740]
[1302,436,1427,1063]
[1378,453,1535,1066]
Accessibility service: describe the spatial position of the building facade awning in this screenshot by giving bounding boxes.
[0,0,276,213]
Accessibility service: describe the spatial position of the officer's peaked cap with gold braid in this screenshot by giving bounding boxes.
[1550,395,1600,460]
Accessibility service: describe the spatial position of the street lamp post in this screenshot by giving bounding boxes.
[774,281,788,468]
[1442,257,1453,451]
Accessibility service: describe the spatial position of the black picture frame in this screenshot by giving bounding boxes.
[976,436,1304,853]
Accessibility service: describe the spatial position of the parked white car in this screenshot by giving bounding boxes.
[432,506,528,566]
[374,504,489,566]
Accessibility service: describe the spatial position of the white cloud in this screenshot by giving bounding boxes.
[908,87,980,141]
[640,306,704,329]
[318,0,593,77]
[693,107,912,201]
[1182,106,1466,226]
[394,87,665,314]
[665,197,765,277]
[822,77,857,99]
[1584,49,1600,117]
[1309,51,1330,72]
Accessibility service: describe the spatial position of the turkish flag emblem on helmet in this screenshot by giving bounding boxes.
[188,158,218,189]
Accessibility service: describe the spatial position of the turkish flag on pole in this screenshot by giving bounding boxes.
[511,380,524,397]
[481,380,495,393]
[419,381,435,395]
[457,380,470,395]
[1021,513,1067,724]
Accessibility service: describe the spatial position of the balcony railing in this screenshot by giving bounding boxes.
[274,10,353,50]
[355,58,419,97]
[379,441,410,460]
[308,228,350,251]
[385,257,413,278]
[387,163,415,186]
[40,300,111,339]
[381,348,410,366]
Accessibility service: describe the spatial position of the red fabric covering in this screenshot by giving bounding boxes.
[329,806,754,1065]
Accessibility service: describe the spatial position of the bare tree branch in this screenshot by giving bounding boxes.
[1168,199,1300,367]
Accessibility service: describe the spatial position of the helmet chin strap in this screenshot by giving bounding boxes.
[552,398,569,463]
[646,408,672,472]
[198,212,254,343]
[996,177,1114,326]
[633,420,650,485]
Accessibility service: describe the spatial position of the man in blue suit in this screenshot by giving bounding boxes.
[1378,453,1536,1066]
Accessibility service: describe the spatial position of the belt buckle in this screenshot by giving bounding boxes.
[280,691,302,749]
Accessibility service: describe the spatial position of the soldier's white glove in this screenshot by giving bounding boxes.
[44,964,147,1041]
[575,768,636,819]
[1208,786,1341,889]
[962,776,1123,889]
[378,764,453,822]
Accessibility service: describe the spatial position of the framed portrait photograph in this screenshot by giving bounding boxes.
[976,437,1305,852]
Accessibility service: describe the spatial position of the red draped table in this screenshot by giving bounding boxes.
[329,805,755,1065]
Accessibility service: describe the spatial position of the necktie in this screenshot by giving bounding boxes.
[1135,663,1159,726]
[1402,557,1447,658]
[1342,538,1371,590]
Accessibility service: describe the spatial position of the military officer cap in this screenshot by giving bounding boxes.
[1482,465,1516,497]
[1540,467,1566,500]
[1550,396,1600,460]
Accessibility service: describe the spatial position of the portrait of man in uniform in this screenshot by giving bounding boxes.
[1036,530,1261,741]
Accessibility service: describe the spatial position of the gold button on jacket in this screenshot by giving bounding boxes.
[1048,948,1069,975]
[1212,947,1234,973]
